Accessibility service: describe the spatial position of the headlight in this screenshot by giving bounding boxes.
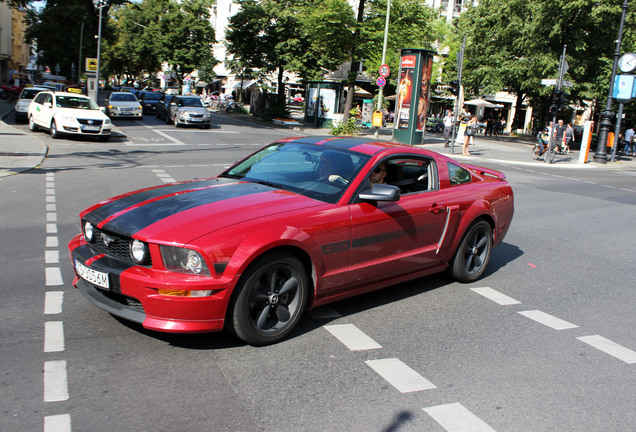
[104,118,112,125]
[160,245,210,276]
[178,111,188,119]
[130,239,149,264]
[83,221,95,242]
[203,113,210,119]
[61,115,78,124]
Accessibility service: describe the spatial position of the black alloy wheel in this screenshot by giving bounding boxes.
[451,220,493,283]
[227,252,308,346]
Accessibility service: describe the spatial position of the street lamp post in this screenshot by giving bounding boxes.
[594,0,629,164]
[90,0,105,102]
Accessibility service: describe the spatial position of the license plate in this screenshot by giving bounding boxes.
[82,125,101,131]
[75,259,109,289]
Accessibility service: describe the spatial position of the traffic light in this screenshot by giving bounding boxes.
[449,80,459,95]
[549,89,567,113]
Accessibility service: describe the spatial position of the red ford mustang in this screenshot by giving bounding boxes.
[69,136,514,345]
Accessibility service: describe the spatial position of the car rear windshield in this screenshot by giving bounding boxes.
[221,142,370,204]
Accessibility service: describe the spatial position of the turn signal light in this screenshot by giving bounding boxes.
[157,289,212,297]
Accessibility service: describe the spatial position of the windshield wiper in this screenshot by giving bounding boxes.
[251,179,286,190]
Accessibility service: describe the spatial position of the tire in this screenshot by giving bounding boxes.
[532,145,541,160]
[227,252,309,346]
[50,120,60,139]
[174,116,180,127]
[450,220,493,283]
[29,115,38,132]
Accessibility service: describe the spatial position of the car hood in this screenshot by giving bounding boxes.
[81,178,326,245]
[55,108,110,120]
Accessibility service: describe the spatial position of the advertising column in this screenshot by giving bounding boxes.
[393,49,436,145]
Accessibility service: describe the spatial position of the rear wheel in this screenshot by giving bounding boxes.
[450,220,492,283]
[532,145,541,160]
[227,252,309,346]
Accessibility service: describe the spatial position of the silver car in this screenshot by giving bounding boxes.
[105,92,143,118]
[168,96,211,128]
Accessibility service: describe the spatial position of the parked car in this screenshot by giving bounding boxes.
[167,95,211,128]
[14,86,50,122]
[155,93,175,121]
[28,91,111,141]
[137,90,163,114]
[68,136,514,345]
[105,92,143,119]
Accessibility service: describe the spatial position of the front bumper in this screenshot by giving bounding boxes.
[69,234,233,333]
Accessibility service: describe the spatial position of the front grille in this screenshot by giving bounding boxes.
[77,119,104,126]
[90,226,152,266]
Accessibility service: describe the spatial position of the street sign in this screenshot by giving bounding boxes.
[379,64,390,78]
[541,79,557,86]
[376,77,386,87]
[86,58,98,72]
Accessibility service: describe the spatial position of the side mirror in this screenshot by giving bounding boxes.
[359,183,400,202]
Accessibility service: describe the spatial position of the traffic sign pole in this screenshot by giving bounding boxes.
[375,0,391,139]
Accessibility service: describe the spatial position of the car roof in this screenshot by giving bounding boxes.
[276,135,433,157]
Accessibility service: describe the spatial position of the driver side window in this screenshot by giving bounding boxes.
[382,156,438,194]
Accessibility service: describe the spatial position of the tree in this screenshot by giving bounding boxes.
[456,0,635,128]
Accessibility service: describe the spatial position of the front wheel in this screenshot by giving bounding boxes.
[174,116,180,127]
[227,252,309,346]
[50,120,60,139]
[29,115,38,132]
[532,145,541,160]
[450,220,493,283]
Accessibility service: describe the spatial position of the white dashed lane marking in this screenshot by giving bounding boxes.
[471,287,521,305]
[44,291,63,315]
[324,324,382,350]
[44,413,71,432]
[43,360,69,402]
[424,403,497,432]
[518,310,579,330]
[44,322,65,353]
[578,335,636,364]
[45,267,64,286]
[365,358,436,393]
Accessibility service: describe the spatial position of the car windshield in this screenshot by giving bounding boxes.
[110,93,138,102]
[221,142,370,204]
[56,96,99,110]
[177,97,204,107]
[20,89,45,100]
[142,92,162,100]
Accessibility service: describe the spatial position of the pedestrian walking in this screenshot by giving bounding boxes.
[443,109,454,147]
[553,119,566,152]
[623,126,634,156]
[463,114,478,156]
[564,122,574,154]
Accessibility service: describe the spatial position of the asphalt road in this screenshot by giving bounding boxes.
[1,112,636,432]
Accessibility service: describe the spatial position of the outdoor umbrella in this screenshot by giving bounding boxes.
[464,98,504,108]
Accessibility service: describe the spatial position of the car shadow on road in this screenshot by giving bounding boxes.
[113,241,524,349]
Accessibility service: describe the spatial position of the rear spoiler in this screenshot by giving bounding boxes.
[465,164,507,180]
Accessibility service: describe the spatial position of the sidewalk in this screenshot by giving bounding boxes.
[2,99,634,179]
[0,100,48,178]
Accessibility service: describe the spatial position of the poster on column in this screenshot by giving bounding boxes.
[416,57,433,132]
[396,55,416,130]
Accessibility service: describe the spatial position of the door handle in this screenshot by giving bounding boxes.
[428,204,445,214]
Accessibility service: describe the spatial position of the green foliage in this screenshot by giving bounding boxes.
[330,107,361,136]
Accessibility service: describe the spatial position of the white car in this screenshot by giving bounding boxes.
[105,92,143,118]
[28,91,112,141]
[14,86,50,123]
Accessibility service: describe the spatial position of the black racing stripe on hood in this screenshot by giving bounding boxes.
[86,178,230,225]
[102,182,268,236]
